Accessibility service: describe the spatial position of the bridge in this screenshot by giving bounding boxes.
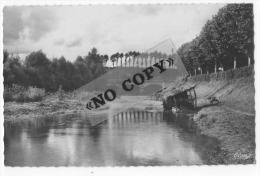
[112,110,163,124]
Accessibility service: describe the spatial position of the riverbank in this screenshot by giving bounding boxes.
[4,66,255,165]
[4,94,162,122]
[189,70,255,164]
[4,94,86,122]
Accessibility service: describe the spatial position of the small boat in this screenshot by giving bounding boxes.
[171,106,196,114]
[171,107,181,113]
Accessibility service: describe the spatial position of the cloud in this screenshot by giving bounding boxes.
[3,7,57,44]
[4,5,226,61]
[66,38,82,48]
[3,7,24,44]
[25,8,57,42]
[124,5,162,16]
[54,39,65,46]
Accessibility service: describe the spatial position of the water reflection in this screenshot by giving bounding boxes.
[4,109,219,166]
[112,111,162,126]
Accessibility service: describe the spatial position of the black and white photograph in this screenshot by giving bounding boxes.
[1,1,259,174]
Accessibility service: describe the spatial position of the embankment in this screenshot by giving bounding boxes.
[188,66,255,164]
[4,94,86,122]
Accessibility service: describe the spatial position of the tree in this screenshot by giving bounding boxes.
[116,53,119,67]
[4,55,29,86]
[132,51,140,67]
[177,4,253,75]
[25,50,55,90]
[128,51,133,67]
[110,54,116,68]
[124,53,129,67]
[119,53,124,67]
[4,50,9,63]
[103,55,109,67]
[4,48,107,92]
[144,52,149,67]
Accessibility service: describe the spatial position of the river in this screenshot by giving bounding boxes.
[4,97,219,166]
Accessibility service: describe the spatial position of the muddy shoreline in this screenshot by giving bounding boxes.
[192,106,255,164]
[187,75,255,164]
[4,95,85,122]
[172,106,255,165]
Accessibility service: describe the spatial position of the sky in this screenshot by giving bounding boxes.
[3,4,225,61]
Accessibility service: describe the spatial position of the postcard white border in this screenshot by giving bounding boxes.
[0,1,259,176]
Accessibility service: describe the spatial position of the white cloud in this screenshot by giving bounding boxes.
[4,4,225,61]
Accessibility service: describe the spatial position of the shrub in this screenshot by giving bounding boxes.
[58,85,65,101]
[4,84,25,102]
[24,86,45,102]
[3,89,12,102]
[4,84,45,102]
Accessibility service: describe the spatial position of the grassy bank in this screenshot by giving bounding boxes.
[4,93,86,122]
[188,68,255,164]
[4,84,46,102]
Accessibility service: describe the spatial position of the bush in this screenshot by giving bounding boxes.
[25,86,45,101]
[4,84,25,102]
[4,84,45,102]
[3,89,12,102]
[58,85,65,101]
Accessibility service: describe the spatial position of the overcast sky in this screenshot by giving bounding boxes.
[4,4,225,61]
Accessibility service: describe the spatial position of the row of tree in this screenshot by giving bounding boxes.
[5,4,253,91]
[4,47,175,93]
[4,48,106,92]
[109,51,169,68]
[177,4,254,75]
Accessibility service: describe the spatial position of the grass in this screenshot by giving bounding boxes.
[4,84,45,102]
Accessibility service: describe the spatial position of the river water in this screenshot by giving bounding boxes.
[4,100,219,166]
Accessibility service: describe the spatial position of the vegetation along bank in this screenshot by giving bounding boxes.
[180,66,254,164]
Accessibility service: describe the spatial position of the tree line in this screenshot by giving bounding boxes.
[5,4,253,92]
[5,48,171,93]
[109,51,170,68]
[177,4,254,76]
[4,48,107,92]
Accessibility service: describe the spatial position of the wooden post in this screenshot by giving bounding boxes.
[234,57,237,69]
[199,67,202,74]
[173,97,177,109]
[214,60,217,73]
[193,88,197,108]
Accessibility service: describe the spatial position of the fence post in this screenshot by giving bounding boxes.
[198,67,202,74]
[234,57,237,69]
[214,60,217,73]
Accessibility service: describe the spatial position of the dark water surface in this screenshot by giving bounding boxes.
[5,109,219,166]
